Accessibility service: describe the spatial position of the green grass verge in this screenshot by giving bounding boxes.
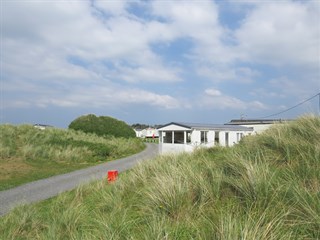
[0,115,319,239]
[0,125,145,190]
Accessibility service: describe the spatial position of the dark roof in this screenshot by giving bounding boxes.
[158,122,253,131]
[225,119,287,125]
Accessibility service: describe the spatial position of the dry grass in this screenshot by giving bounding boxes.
[0,115,319,239]
[0,124,145,190]
[0,158,33,181]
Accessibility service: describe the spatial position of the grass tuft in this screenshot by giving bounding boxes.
[0,115,319,239]
[0,125,145,190]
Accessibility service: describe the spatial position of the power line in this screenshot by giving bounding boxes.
[258,92,320,119]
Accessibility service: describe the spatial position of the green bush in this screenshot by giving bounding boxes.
[68,114,136,138]
[1,116,319,239]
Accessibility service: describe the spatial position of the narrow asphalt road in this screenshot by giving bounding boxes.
[0,143,159,216]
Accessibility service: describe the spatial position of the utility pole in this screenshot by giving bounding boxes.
[318,93,320,116]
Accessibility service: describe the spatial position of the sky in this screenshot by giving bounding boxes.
[1,0,320,128]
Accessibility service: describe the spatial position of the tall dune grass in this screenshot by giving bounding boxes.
[0,115,319,239]
[0,125,145,190]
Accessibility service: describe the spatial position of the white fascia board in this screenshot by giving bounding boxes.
[158,124,190,131]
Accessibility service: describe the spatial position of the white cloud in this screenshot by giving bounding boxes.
[197,0,319,96]
[205,88,222,97]
[57,86,182,109]
[151,0,235,64]
[249,88,286,99]
[198,66,259,83]
[268,76,318,100]
[201,88,267,110]
[235,1,320,67]
[3,77,182,110]
[1,100,31,109]
[115,88,181,109]
[151,0,219,29]
[2,0,319,125]
[117,65,181,83]
[2,0,186,116]
[2,1,182,83]
[93,0,129,16]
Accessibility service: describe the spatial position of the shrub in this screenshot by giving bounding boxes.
[1,115,319,239]
[68,114,136,138]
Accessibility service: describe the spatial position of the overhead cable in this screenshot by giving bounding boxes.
[259,92,320,119]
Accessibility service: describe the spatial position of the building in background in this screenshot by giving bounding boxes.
[33,124,53,130]
[134,128,144,138]
[134,127,159,139]
[157,122,253,154]
[225,119,286,134]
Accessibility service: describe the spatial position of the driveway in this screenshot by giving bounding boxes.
[0,143,159,216]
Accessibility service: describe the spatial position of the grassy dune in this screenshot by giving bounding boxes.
[0,115,319,239]
[0,125,145,190]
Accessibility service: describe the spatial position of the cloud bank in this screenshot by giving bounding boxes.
[2,0,319,126]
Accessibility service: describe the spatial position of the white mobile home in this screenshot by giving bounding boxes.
[134,127,159,138]
[158,122,253,154]
[141,127,159,138]
[33,124,53,130]
[134,129,143,138]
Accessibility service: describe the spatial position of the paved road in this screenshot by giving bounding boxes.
[0,143,159,216]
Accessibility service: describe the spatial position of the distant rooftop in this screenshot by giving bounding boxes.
[33,124,54,129]
[225,119,288,125]
[33,123,53,127]
[158,122,253,131]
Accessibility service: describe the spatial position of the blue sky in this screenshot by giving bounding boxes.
[1,0,320,128]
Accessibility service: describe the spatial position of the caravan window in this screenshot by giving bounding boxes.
[201,131,208,144]
[225,132,229,147]
[174,132,184,144]
[215,131,220,144]
[237,133,244,142]
[164,132,172,143]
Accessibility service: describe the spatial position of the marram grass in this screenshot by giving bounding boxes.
[0,124,145,190]
[0,115,319,239]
